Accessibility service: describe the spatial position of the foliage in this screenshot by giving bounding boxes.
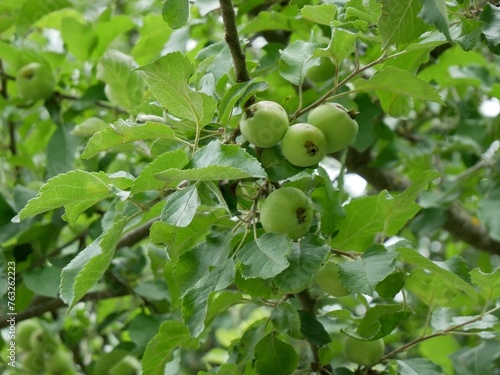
[1,0,500,374]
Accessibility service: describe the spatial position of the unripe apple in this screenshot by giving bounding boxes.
[281,123,327,167]
[260,187,313,240]
[22,352,45,374]
[109,356,141,375]
[306,57,336,83]
[46,349,74,375]
[344,337,385,367]
[16,320,40,350]
[315,256,350,297]
[239,101,289,148]
[307,103,358,153]
[16,62,56,101]
[29,328,57,356]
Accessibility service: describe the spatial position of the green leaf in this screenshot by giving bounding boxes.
[300,4,337,26]
[135,52,217,126]
[241,11,292,34]
[398,247,478,303]
[174,232,232,296]
[298,310,332,346]
[478,188,500,241]
[338,245,398,296]
[450,341,500,375]
[375,271,406,299]
[356,304,413,340]
[326,27,358,64]
[131,14,173,65]
[379,0,430,48]
[418,0,451,42]
[142,321,192,375]
[397,358,444,375]
[236,233,292,280]
[97,50,146,112]
[16,0,70,35]
[331,170,440,251]
[61,17,98,61]
[60,219,126,309]
[354,66,444,115]
[155,140,267,182]
[132,149,189,194]
[181,259,235,336]
[345,0,382,25]
[480,4,500,50]
[312,168,346,237]
[13,170,112,225]
[453,18,484,51]
[218,81,269,125]
[162,0,189,29]
[470,268,500,301]
[271,303,302,339]
[23,266,61,298]
[279,40,320,86]
[274,234,330,293]
[254,333,299,375]
[82,120,176,159]
[150,212,222,260]
[161,185,200,227]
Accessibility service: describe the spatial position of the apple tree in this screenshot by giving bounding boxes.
[1,0,500,374]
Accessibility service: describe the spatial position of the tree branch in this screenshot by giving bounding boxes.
[345,148,500,256]
[0,290,129,329]
[219,0,251,84]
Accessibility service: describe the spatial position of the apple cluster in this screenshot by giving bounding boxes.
[240,101,358,168]
[240,100,358,241]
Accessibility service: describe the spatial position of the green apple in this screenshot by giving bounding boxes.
[240,101,289,148]
[315,256,350,297]
[281,123,327,167]
[307,103,358,153]
[306,57,336,83]
[16,62,56,101]
[46,349,74,375]
[260,187,313,240]
[344,337,385,367]
[109,356,141,375]
[23,352,45,374]
[16,320,40,350]
[29,328,57,356]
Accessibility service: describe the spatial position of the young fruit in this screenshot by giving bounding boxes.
[281,123,327,167]
[315,256,350,297]
[22,352,45,374]
[16,320,40,350]
[16,62,56,101]
[344,337,385,367]
[29,328,57,356]
[260,187,313,240]
[307,103,358,153]
[109,356,141,375]
[239,101,289,148]
[306,57,336,83]
[46,349,74,375]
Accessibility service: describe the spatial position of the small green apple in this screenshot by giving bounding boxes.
[307,103,358,153]
[281,123,327,167]
[240,101,289,148]
[46,349,75,375]
[22,352,45,374]
[315,256,351,297]
[16,320,40,350]
[344,337,385,367]
[260,187,313,240]
[16,62,56,101]
[306,57,336,83]
[29,328,57,356]
[109,356,141,375]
